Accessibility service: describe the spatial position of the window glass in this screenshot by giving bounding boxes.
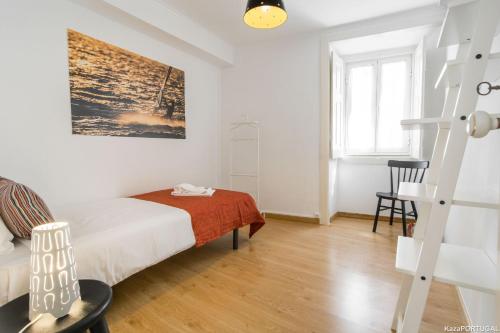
[377,60,410,153]
[346,64,375,153]
[343,55,412,155]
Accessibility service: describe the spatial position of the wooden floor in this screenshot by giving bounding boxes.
[107,217,466,332]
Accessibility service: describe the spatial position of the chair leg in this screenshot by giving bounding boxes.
[410,201,418,220]
[401,201,407,237]
[372,197,382,233]
[389,199,395,225]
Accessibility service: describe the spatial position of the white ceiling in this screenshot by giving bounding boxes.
[333,25,437,56]
[159,0,439,45]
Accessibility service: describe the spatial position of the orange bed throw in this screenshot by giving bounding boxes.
[132,189,265,247]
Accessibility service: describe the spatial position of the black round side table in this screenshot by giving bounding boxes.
[0,279,112,333]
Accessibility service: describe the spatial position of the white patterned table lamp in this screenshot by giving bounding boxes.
[29,222,80,320]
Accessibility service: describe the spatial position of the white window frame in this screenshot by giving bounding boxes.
[343,49,414,157]
[331,50,345,159]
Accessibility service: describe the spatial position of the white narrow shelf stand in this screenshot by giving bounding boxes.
[229,119,260,207]
[392,1,500,332]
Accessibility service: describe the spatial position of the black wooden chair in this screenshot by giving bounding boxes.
[372,160,429,236]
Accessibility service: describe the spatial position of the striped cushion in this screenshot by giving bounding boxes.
[0,182,54,239]
[0,177,12,188]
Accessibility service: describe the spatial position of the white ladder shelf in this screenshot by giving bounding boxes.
[400,117,452,129]
[395,236,496,294]
[398,182,499,209]
[392,0,500,332]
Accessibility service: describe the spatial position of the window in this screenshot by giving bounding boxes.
[344,55,412,156]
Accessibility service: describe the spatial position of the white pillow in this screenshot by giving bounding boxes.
[0,215,14,255]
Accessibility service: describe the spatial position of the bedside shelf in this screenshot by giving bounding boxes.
[395,236,496,294]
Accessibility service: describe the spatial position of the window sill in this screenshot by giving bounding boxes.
[338,155,417,165]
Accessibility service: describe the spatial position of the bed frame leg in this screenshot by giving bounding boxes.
[233,229,239,250]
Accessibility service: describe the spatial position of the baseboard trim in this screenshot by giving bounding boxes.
[330,212,340,222]
[263,212,319,224]
[264,211,416,225]
[333,211,416,224]
[455,286,472,326]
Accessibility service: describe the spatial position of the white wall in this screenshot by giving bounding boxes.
[328,159,339,217]
[221,8,443,219]
[335,160,391,215]
[100,0,234,65]
[334,29,444,216]
[220,29,444,218]
[0,0,222,208]
[221,34,321,217]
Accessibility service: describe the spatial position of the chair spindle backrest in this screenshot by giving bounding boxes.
[388,160,430,194]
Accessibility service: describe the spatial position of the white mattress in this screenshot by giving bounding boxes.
[0,198,195,305]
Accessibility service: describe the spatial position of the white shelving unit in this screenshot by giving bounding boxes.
[433,53,499,89]
[453,199,499,210]
[400,117,451,129]
[435,60,463,89]
[489,51,500,59]
[398,182,500,209]
[437,0,479,48]
[392,1,500,332]
[397,182,436,202]
[487,51,500,82]
[395,236,496,294]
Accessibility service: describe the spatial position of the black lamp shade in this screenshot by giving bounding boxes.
[244,0,287,29]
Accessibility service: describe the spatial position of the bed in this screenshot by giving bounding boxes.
[0,189,265,306]
[132,188,265,248]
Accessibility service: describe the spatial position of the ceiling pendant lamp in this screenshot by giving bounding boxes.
[244,0,287,29]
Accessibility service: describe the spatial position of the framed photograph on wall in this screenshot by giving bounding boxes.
[67,29,186,139]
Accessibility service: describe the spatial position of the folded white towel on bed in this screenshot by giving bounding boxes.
[172,183,215,197]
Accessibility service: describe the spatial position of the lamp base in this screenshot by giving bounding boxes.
[29,296,81,321]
